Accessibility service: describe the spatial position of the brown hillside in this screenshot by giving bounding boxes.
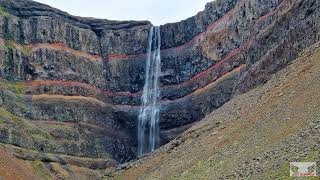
[0,145,39,180]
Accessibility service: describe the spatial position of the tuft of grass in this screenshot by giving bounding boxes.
[50,162,70,179]
[1,39,33,56]
[1,40,16,68]
[0,107,20,123]
[31,160,53,180]
[5,40,15,50]
[0,6,10,17]
[0,80,25,94]
[0,44,6,51]
[28,127,52,140]
[22,46,32,55]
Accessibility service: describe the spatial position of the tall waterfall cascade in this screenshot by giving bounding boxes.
[138,26,161,156]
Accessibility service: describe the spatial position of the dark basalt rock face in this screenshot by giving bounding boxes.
[0,0,152,56]
[0,0,319,170]
[160,0,240,49]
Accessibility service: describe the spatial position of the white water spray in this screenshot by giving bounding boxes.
[138,26,161,156]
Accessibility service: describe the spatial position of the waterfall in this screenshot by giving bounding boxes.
[138,26,161,156]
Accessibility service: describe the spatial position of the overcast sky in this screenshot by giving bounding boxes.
[33,0,213,25]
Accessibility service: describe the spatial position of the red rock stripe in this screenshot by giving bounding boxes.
[27,94,140,109]
[160,13,231,56]
[257,10,275,23]
[24,40,246,99]
[26,42,102,61]
[25,80,98,91]
[161,64,246,105]
[19,2,283,99]
[102,90,142,97]
[25,80,142,97]
[161,42,247,89]
[26,63,244,109]
[24,45,242,99]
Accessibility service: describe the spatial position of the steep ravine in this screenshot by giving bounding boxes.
[0,0,319,178]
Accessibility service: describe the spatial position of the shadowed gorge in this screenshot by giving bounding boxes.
[0,0,319,179]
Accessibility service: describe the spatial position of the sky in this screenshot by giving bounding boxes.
[33,0,213,25]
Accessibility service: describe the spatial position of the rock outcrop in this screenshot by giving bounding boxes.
[0,0,319,177]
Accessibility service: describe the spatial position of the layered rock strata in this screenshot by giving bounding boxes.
[0,0,319,168]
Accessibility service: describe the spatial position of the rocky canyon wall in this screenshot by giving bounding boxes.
[0,0,319,168]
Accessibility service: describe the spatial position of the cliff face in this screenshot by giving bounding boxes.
[0,0,319,175]
[116,42,320,179]
[0,0,152,164]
